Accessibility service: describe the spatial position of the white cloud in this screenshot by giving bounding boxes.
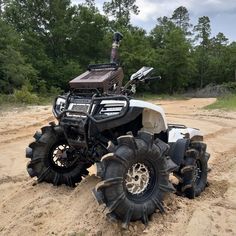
[71,0,236,20]
[131,0,236,23]
[71,0,236,41]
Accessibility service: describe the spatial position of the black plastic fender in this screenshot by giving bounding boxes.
[168,139,190,166]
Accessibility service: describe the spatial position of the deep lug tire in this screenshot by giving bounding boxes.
[26,125,90,187]
[178,141,209,199]
[93,131,175,228]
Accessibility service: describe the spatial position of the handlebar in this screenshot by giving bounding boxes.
[123,74,161,89]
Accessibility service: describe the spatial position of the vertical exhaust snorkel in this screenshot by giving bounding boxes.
[110,32,123,64]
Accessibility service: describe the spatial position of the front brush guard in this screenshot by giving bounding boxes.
[58,95,130,124]
[59,95,130,148]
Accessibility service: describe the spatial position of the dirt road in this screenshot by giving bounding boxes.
[0,98,236,236]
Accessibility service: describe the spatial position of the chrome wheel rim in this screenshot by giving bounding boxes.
[125,163,150,195]
[52,144,70,167]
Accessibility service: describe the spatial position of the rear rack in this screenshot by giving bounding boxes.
[87,63,118,71]
[69,64,124,93]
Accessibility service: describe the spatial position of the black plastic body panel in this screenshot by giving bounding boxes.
[89,107,143,135]
[168,139,190,166]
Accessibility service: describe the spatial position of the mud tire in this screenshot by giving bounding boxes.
[179,141,209,199]
[93,131,175,228]
[26,125,90,187]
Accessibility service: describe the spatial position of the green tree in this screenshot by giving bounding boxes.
[150,16,175,49]
[212,32,228,47]
[69,3,109,68]
[4,0,109,89]
[0,20,36,93]
[228,42,236,83]
[171,6,192,35]
[150,16,194,93]
[103,0,139,26]
[119,27,156,80]
[1,2,236,96]
[4,0,76,88]
[193,16,211,88]
[5,0,76,61]
[194,16,211,46]
[161,28,194,93]
[210,33,229,82]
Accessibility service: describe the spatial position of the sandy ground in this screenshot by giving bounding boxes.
[0,98,236,236]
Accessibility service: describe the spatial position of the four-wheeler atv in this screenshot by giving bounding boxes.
[26,32,210,228]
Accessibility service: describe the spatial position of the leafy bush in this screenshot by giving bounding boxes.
[223,82,236,92]
[0,84,63,106]
[13,85,39,104]
[0,94,6,105]
[0,93,15,105]
[48,86,63,96]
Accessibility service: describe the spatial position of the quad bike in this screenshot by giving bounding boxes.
[26,32,210,228]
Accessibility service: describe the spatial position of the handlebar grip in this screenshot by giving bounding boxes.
[146,76,161,81]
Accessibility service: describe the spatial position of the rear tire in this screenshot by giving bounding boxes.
[93,131,175,228]
[178,141,209,198]
[26,125,90,187]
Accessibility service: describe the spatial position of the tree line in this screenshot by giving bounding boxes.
[0,0,236,95]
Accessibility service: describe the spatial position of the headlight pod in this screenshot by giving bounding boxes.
[52,95,67,118]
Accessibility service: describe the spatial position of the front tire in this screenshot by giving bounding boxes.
[93,131,175,228]
[26,125,90,187]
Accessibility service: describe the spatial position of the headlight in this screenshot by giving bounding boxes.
[52,96,67,118]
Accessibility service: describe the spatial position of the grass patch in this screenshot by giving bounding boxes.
[135,93,187,101]
[0,93,55,110]
[205,94,236,110]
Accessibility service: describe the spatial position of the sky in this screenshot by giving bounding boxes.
[72,0,236,42]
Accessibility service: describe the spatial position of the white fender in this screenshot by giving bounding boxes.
[130,99,168,133]
[168,127,202,143]
[99,99,201,141]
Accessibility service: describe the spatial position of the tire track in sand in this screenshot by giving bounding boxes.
[0,116,54,146]
[0,99,236,236]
